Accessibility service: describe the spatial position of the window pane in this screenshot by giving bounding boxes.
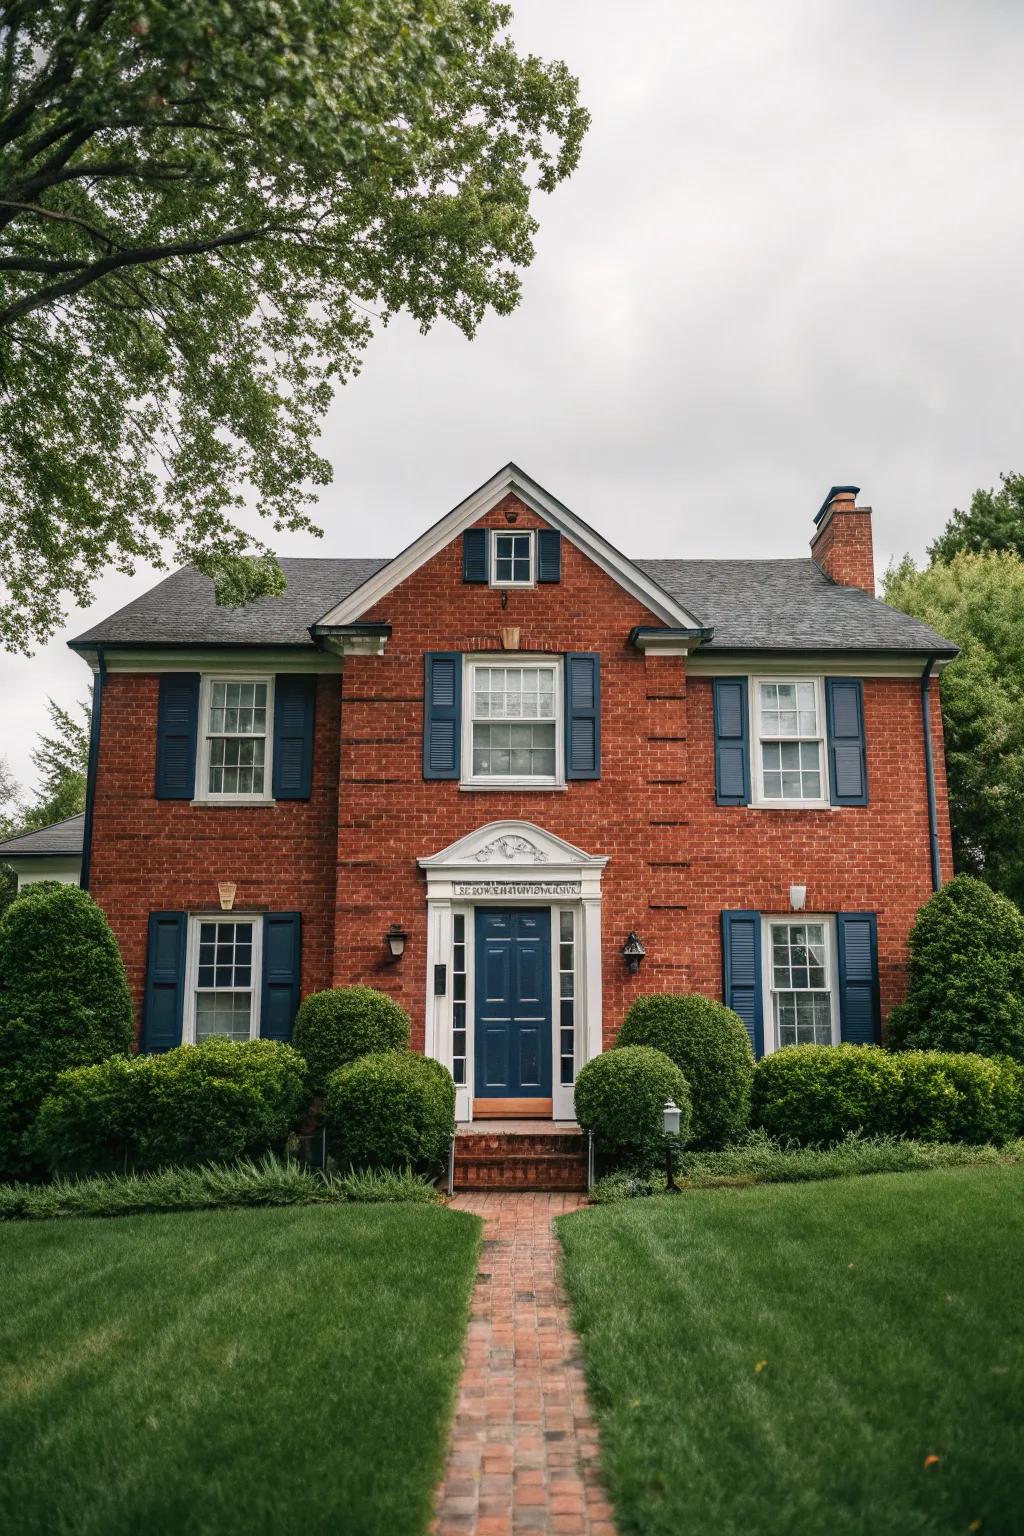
[195,991,251,1042]
[760,680,819,739]
[472,720,556,778]
[761,739,822,800]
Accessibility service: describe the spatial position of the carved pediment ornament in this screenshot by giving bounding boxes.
[471,835,550,864]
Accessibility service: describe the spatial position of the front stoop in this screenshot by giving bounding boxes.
[453,1123,589,1192]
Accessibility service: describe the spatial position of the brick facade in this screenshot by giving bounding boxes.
[810,489,877,594]
[86,491,952,1059]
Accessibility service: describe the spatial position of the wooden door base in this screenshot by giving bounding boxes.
[473,1097,553,1119]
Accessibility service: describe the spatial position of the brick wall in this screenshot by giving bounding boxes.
[810,497,876,594]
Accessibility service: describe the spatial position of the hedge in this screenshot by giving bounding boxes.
[617,992,753,1145]
[293,986,411,1093]
[574,1045,692,1172]
[33,1039,310,1174]
[751,1043,1023,1146]
[322,1051,455,1173]
[888,875,1024,1061]
[0,884,134,1179]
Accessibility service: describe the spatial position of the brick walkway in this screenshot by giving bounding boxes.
[433,1192,616,1536]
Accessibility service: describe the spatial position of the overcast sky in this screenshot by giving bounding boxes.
[3,0,1023,791]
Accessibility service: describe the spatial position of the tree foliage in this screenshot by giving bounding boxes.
[21,695,90,829]
[929,471,1024,563]
[0,0,588,650]
[883,552,1024,903]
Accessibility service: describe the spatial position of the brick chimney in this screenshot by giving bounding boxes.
[810,485,875,595]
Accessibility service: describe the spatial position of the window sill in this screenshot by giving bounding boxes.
[191,796,277,807]
[750,801,833,812]
[459,782,567,793]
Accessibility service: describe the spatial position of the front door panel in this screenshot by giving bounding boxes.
[475,909,552,1097]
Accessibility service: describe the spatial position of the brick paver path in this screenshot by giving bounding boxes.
[433,1192,617,1536]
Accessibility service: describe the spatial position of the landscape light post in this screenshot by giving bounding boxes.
[662,1099,682,1194]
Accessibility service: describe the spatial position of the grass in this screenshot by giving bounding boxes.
[0,1153,441,1221]
[559,1165,1024,1536]
[0,1203,480,1536]
[590,1131,1024,1201]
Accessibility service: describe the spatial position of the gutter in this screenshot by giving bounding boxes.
[920,657,942,891]
[80,647,106,892]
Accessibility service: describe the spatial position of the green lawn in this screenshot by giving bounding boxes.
[0,1204,480,1536]
[558,1166,1024,1536]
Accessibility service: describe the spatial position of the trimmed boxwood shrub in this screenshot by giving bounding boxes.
[751,1044,901,1145]
[293,986,411,1093]
[33,1039,310,1174]
[895,1051,1021,1145]
[0,883,134,1179]
[574,1046,692,1172]
[617,992,754,1146]
[322,1051,455,1173]
[888,875,1024,1061]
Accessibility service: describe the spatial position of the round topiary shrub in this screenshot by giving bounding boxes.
[887,875,1024,1062]
[895,1050,1021,1145]
[33,1038,310,1174]
[751,1044,901,1145]
[293,986,411,1093]
[617,992,754,1146]
[322,1051,455,1173]
[574,1046,692,1172]
[0,883,134,1179]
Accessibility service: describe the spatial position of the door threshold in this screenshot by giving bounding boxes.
[473,1097,554,1119]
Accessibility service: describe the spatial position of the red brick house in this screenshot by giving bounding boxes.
[70,465,956,1124]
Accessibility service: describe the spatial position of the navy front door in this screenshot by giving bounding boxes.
[475,909,552,1098]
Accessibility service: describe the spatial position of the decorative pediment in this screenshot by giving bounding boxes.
[418,819,607,872]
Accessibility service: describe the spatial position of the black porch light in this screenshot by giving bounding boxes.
[621,932,646,974]
[385,923,408,961]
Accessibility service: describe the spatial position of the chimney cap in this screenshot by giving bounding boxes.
[814,485,861,525]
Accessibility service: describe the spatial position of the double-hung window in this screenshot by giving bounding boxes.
[764,918,837,1049]
[755,679,828,806]
[186,916,261,1042]
[200,677,273,800]
[491,530,534,586]
[465,659,561,786]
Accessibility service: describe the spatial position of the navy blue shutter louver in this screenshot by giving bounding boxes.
[564,653,600,779]
[826,678,868,805]
[463,528,489,583]
[155,674,199,799]
[722,910,763,1056]
[537,529,562,583]
[837,912,880,1045]
[713,678,751,805]
[424,653,462,779]
[272,675,316,800]
[142,912,187,1053]
[261,913,301,1041]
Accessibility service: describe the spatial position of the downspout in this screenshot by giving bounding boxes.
[79,647,106,892]
[920,657,941,892]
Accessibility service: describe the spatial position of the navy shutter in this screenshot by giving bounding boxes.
[272,675,316,800]
[565,653,600,779]
[826,678,868,805]
[722,910,763,1056]
[837,912,880,1045]
[713,677,751,805]
[261,913,301,1041]
[142,912,187,1053]
[463,528,489,583]
[423,653,462,779]
[537,529,562,583]
[155,674,199,799]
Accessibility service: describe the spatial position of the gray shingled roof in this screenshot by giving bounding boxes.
[0,812,85,859]
[69,553,955,657]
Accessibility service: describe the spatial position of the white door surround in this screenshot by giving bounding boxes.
[418,820,608,1122]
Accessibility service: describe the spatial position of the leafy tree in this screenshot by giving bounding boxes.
[929,471,1024,563]
[20,696,90,830]
[0,756,20,912]
[883,552,1024,904]
[0,1,588,651]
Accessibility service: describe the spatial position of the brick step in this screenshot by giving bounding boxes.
[455,1134,585,1158]
[453,1140,589,1192]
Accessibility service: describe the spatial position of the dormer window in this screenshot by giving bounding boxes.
[491,530,534,587]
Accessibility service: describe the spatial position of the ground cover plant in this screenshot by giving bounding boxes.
[0,1203,480,1536]
[559,1165,1024,1536]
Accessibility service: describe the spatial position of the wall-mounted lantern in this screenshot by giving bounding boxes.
[789,884,807,912]
[385,924,408,961]
[621,932,646,974]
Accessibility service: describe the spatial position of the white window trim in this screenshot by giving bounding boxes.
[183,913,262,1044]
[751,675,830,810]
[461,654,564,790]
[489,528,535,588]
[760,914,839,1055]
[195,673,275,805]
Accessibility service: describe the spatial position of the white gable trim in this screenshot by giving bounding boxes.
[315,463,705,631]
